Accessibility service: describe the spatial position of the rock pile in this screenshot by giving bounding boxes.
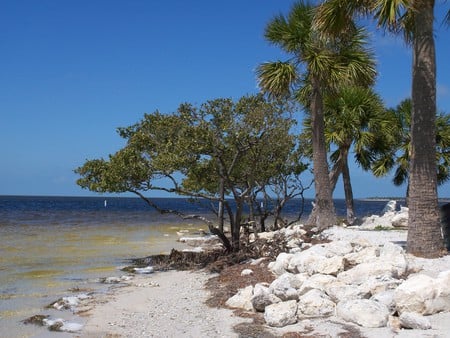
[225,221,450,332]
[359,200,409,229]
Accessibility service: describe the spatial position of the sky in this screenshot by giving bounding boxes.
[1,1,449,199]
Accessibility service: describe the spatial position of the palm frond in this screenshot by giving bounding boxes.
[256,61,298,99]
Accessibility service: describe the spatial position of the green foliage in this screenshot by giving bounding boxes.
[75,94,309,250]
[371,98,450,187]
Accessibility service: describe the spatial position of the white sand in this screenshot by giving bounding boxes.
[80,270,249,338]
[80,227,450,338]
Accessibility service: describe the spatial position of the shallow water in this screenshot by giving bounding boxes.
[0,197,205,338]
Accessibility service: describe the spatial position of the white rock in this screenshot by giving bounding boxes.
[287,246,329,274]
[251,283,281,312]
[370,290,396,314]
[379,242,408,277]
[297,289,336,318]
[337,261,395,285]
[241,269,253,276]
[225,285,254,311]
[359,275,402,295]
[298,274,336,295]
[323,240,354,256]
[344,246,380,266]
[391,207,408,228]
[325,280,370,303]
[258,231,276,240]
[313,256,345,276]
[394,274,438,315]
[269,273,301,301]
[336,299,389,328]
[382,200,397,213]
[264,300,298,327]
[268,252,294,276]
[134,266,154,274]
[399,311,432,330]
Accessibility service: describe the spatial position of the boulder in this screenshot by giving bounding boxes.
[359,275,402,296]
[382,200,397,213]
[297,289,336,318]
[344,246,380,266]
[287,245,329,274]
[225,285,254,311]
[313,256,345,276]
[268,252,294,276]
[298,274,336,295]
[379,242,408,278]
[399,312,432,330]
[391,207,409,228]
[269,273,302,301]
[336,299,389,328]
[322,240,354,256]
[394,274,438,315]
[325,280,370,303]
[251,283,281,312]
[264,300,298,327]
[370,290,396,314]
[337,261,396,285]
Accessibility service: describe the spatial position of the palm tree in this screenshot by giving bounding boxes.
[314,0,448,258]
[372,98,450,197]
[256,1,376,230]
[302,86,395,224]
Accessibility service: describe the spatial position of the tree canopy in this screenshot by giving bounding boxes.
[75,95,309,251]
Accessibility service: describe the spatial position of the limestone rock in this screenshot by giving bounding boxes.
[268,252,294,276]
[251,283,281,312]
[225,285,254,311]
[264,300,298,327]
[344,246,379,266]
[399,311,432,330]
[394,274,438,315]
[298,273,336,296]
[325,280,370,303]
[336,299,389,328]
[269,273,302,301]
[297,289,336,318]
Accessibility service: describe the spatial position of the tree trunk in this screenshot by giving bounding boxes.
[329,151,344,192]
[407,0,444,257]
[307,77,337,229]
[341,148,356,225]
[218,177,224,233]
[231,200,243,251]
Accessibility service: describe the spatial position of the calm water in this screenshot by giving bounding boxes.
[0,195,390,337]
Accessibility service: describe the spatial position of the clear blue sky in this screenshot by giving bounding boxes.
[1,1,449,198]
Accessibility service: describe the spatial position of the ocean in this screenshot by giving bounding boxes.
[0,195,392,337]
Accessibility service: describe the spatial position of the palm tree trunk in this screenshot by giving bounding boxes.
[307,77,337,229]
[341,148,356,225]
[407,0,444,257]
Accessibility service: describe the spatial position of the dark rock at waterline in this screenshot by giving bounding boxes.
[22,314,49,326]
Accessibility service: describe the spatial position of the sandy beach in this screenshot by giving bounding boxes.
[80,270,248,338]
[75,226,450,338]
